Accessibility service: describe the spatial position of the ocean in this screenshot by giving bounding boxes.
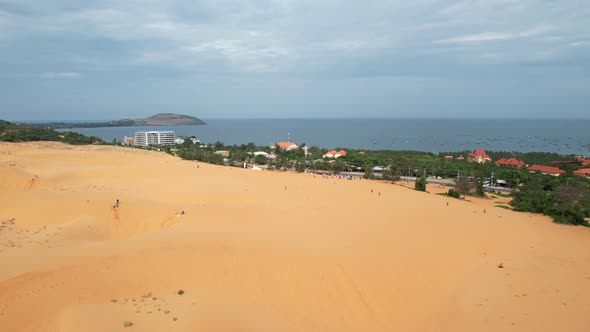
[59,119,590,155]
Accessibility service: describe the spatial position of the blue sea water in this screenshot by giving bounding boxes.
[60,119,590,155]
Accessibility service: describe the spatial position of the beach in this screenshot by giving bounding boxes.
[1,141,590,331]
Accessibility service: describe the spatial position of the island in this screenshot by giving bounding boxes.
[28,113,206,129]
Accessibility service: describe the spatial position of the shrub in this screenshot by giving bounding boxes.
[254,154,267,165]
[415,176,426,192]
[447,189,461,198]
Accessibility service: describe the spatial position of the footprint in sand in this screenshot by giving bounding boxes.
[110,294,179,322]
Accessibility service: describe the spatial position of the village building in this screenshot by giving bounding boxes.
[275,142,299,151]
[467,149,492,164]
[444,155,454,160]
[527,165,566,176]
[215,150,230,157]
[323,150,337,158]
[496,157,526,168]
[573,168,590,179]
[253,151,271,157]
[323,149,347,159]
[252,151,275,160]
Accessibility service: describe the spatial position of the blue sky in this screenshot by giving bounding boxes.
[0,0,589,121]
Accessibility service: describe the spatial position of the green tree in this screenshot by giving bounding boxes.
[254,154,268,165]
[553,183,587,225]
[364,167,375,179]
[382,166,400,181]
[415,176,426,192]
[447,188,461,198]
[213,141,224,150]
[332,160,346,174]
[295,161,306,173]
[510,175,557,215]
[455,177,471,196]
[476,178,486,197]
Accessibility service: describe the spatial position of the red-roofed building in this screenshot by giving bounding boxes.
[528,165,566,176]
[496,157,525,168]
[215,150,230,157]
[467,149,492,164]
[444,155,454,160]
[324,149,347,158]
[582,159,590,167]
[573,169,590,179]
[275,141,299,151]
[323,149,338,158]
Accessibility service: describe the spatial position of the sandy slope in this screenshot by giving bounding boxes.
[1,142,589,332]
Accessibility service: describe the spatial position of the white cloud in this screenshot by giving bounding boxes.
[41,72,80,79]
[570,41,590,47]
[183,39,291,73]
[1,0,589,120]
[0,9,13,39]
[1,1,588,76]
[434,25,552,44]
[434,32,515,44]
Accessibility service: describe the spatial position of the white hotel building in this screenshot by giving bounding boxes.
[133,130,176,146]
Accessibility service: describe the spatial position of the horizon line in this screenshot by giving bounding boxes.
[13,116,590,123]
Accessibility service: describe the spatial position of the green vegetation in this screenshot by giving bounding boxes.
[510,176,590,226]
[415,176,426,192]
[455,177,471,197]
[176,144,225,165]
[476,178,486,197]
[295,161,306,173]
[254,154,268,165]
[0,120,102,145]
[447,189,461,198]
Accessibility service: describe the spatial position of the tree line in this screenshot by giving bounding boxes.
[0,120,103,145]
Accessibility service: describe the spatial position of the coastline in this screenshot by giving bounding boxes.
[55,118,590,155]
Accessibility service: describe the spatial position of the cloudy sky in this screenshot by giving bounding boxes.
[0,0,589,121]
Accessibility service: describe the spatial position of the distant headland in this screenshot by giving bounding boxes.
[28,113,206,129]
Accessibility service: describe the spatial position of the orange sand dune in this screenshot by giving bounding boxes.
[1,142,589,332]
